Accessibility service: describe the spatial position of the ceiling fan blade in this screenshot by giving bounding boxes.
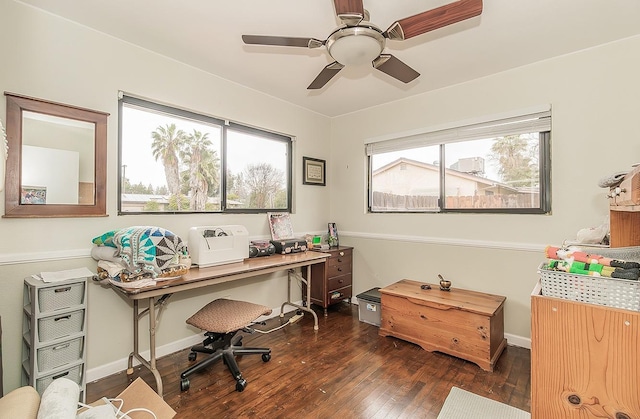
[308,62,345,90]
[242,35,323,48]
[385,0,483,41]
[373,55,420,84]
[334,0,365,25]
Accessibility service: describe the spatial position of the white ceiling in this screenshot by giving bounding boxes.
[16,0,640,117]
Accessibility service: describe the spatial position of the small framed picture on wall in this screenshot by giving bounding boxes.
[303,156,326,186]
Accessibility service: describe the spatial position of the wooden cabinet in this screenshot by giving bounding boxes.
[531,282,640,418]
[609,209,640,247]
[379,279,506,371]
[608,165,640,247]
[303,246,353,315]
[22,276,88,402]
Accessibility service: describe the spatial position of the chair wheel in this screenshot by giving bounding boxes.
[188,352,197,362]
[236,378,247,392]
[262,353,271,362]
[180,378,190,391]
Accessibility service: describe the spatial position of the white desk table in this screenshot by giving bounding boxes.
[109,251,329,397]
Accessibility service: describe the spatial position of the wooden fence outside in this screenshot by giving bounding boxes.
[371,191,539,211]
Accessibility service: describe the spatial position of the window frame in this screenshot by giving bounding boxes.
[117,94,293,215]
[366,109,552,214]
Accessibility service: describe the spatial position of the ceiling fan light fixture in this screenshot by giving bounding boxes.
[326,26,385,66]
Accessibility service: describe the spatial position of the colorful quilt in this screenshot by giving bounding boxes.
[113,226,186,276]
[92,226,186,282]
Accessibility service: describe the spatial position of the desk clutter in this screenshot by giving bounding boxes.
[90,216,342,291]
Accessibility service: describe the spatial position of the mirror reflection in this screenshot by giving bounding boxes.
[22,111,95,205]
[3,92,108,218]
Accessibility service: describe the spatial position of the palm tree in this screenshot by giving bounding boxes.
[183,130,219,211]
[151,124,186,199]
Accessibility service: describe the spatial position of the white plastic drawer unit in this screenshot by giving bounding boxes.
[23,275,88,401]
[37,282,85,313]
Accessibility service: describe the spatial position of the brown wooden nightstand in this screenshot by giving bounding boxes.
[303,246,353,316]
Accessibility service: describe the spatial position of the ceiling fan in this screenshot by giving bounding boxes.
[242,0,483,90]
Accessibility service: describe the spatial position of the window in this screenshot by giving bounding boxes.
[118,94,292,214]
[366,108,551,213]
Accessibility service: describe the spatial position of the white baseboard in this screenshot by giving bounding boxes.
[85,302,300,383]
[504,333,531,349]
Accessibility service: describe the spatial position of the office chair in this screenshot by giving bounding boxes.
[180,298,272,392]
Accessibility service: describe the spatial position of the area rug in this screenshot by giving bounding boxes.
[437,387,530,419]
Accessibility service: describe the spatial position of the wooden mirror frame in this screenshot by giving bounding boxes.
[3,92,108,217]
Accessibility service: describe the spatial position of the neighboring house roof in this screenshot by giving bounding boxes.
[372,157,521,193]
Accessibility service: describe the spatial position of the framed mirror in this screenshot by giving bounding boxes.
[3,92,108,217]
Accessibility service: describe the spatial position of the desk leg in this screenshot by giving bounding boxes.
[126,297,164,397]
[280,265,319,331]
[126,300,139,375]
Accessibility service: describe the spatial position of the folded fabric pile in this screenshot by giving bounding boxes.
[91,226,188,288]
[544,245,640,280]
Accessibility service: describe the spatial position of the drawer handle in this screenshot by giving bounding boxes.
[53,371,69,380]
[337,267,342,272]
[338,279,343,283]
[337,258,342,262]
[55,287,71,293]
[339,252,344,256]
[52,343,70,351]
[616,413,631,419]
[54,315,71,322]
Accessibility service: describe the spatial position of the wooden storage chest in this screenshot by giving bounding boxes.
[379,279,506,371]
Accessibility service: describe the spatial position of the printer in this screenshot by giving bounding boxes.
[188,225,249,268]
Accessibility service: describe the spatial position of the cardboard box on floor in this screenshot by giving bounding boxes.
[87,378,176,418]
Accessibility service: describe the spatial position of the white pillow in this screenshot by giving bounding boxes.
[36,378,80,419]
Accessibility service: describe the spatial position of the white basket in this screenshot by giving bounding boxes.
[538,263,640,312]
[37,337,84,372]
[38,310,84,343]
[35,364,83,395]
[38,282,85,313]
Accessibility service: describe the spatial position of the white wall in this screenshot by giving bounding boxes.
[0,1,330,393]
[329,35,640,342]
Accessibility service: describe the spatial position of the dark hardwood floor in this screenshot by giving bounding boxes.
[87,303,531,418]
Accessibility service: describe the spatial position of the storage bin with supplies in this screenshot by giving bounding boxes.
[539,245,640,312]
